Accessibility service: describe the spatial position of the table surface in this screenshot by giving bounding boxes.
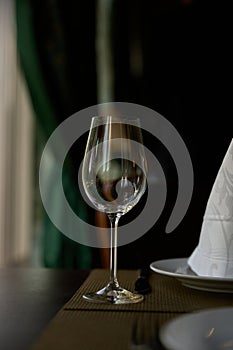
[0,268,89,350]
[2,268,233,350]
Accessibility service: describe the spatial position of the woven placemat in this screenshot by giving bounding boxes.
[64,269,233,312]
[31,269,233,350]
[31,309,178,350]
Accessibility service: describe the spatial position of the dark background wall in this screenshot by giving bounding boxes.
[112,0,232,267]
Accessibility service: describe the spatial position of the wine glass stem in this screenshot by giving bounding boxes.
[108,213,121,288]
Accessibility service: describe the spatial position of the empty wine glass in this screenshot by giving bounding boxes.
[82,116,147,304]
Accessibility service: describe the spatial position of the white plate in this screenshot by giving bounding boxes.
[159,307,233,350]
[150,258,233,293]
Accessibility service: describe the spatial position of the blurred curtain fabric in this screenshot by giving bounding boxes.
[0,0,34,266]
[15,0,97,268]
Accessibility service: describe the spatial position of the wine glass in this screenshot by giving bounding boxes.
[82,116,147,304]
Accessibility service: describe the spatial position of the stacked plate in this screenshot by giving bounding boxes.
[150,258,233,293]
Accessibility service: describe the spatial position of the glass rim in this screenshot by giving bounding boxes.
[90,115,141,127]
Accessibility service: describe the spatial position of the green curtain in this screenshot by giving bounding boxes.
[15,0,93,268]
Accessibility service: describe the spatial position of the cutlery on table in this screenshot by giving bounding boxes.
[134,267,152,295]
[129,317,164,350]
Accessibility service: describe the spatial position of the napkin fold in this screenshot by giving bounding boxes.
[188,139,233,278]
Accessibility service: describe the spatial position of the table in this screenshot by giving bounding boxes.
[1,268,233,350]
[0,268,89,350]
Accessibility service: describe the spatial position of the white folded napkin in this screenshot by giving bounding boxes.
[188,139,233,278]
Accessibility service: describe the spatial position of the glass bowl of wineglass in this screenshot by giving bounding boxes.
[82,115,147,304]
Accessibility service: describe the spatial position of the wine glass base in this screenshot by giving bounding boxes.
[83,285,144,304]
